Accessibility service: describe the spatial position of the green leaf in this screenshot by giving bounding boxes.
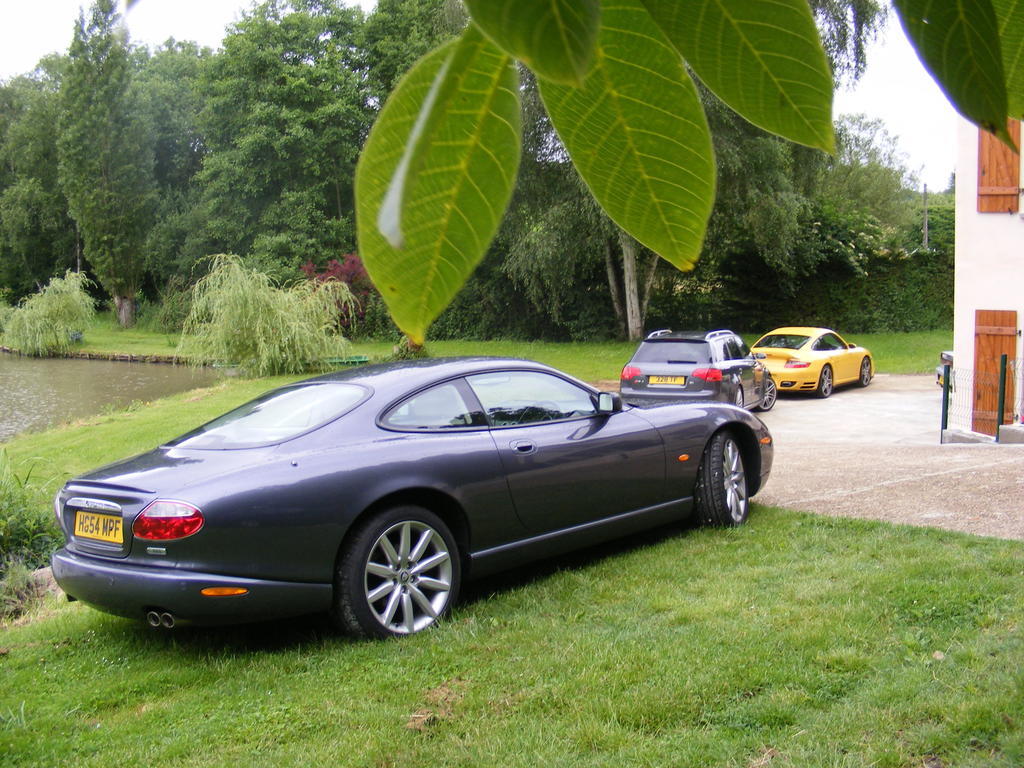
[893,0,1011,143]
[464,0,600,85]
[639,0,834,152]
[993,0,1024,118]
[538,0,715,272]
[355,27,521,346]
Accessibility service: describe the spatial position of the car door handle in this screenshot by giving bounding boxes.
[510,440,536,455]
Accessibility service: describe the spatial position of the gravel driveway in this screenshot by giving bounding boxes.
[755,374,1024,540]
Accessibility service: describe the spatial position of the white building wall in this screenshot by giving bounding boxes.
[952,117,1024,432]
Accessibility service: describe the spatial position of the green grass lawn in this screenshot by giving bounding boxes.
[3,325,1017,767]
[76,314,182,358]
[70,315,950,380]
[2,508,1022,767]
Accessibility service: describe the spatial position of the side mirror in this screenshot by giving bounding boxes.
[753,352,766,360]
[597,391,623,413]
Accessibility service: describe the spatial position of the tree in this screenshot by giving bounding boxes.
[498,3,886,342]
[135,40,209,284]
[1,270,94,356]
[359,0,462,108]
[58,0,154,327]
[186,0,370,274]
[177,254,356,376]
[355,0,1022,348]
[0,59,78,299]
[818,114,918,231]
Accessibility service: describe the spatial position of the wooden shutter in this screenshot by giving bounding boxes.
[977,119,1020,213]
[972,309,1018,436]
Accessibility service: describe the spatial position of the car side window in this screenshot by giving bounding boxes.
[710,339,728,363]
[736,339,751,358]
[725,338,747,360]
[467,371,597,427]
[813,333,844,351]
[382,382,485,430]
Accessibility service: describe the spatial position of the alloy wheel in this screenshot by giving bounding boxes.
[819,366,833,398]
[859,358,872,386]
[722,438,748,523]
[760,377,777,410]
[364,520,453,634]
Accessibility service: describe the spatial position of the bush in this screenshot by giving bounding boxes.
[0,302,13,336]
[1,271,95,356]
[0,450,59,582]
[177,254,358,376]
[0,558,48,620]
[149,277,194,333]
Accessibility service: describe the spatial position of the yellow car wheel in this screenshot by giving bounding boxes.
[857,357,872,387]
[816,365,833,399]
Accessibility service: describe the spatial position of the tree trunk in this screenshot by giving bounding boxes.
[603,237,626,337]
[114,294,136,328]
[618,230,643,340]
[640,251,659,317]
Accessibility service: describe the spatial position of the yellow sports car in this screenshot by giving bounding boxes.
[751,327,873,398]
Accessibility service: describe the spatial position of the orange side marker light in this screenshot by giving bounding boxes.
[677,454,690,462]
[201,587,249,597]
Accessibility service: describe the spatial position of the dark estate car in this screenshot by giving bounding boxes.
[52,357,773,638]
[620,330,776,411]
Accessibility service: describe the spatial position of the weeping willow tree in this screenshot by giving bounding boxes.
[2,271,95,356]
[178,255,358,376]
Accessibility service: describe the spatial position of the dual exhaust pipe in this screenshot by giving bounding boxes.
[145,610,176,629]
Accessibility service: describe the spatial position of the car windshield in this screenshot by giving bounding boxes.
[167,383,367,449]
[755,334,810,350]
[632,340,711,364]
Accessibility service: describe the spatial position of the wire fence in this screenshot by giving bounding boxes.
[942,358,1023,438]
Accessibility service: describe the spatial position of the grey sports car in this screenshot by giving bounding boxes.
[52,357,773,638]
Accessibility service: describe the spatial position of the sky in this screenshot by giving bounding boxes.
[0,1,959,191]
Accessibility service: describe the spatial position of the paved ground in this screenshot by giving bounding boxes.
[755,374,1024,540]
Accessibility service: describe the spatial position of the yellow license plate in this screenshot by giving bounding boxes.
[649,375,686,385]
[74,510,123,544]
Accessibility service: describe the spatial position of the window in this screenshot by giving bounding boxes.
[632,340,711,364]
[382,382,484,430]
[725,338,747,360]
[755,334,809,350]
[168,383,367,449]
[813,333,845,351]
[467,371,596,427]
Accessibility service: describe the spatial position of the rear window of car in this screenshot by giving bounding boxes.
[755,334,809,350]
[631,340,711,364]
[166,383,368,449]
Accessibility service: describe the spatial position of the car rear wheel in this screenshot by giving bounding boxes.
[754,375,776,412]
[333,506,460,638]
[857,357,872,387]
[816,365,833,398]
[694,431,749,526]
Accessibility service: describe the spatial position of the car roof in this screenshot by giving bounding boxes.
[298,356,594,398]
[756,327,834,338]
[642,329,734,342]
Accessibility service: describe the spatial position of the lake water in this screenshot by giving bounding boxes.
[0,353,219,442]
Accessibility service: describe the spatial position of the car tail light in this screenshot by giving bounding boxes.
[690,367,723,382]
[621,365,642,380]
[784,360,811,368]
[133,500,204,540]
